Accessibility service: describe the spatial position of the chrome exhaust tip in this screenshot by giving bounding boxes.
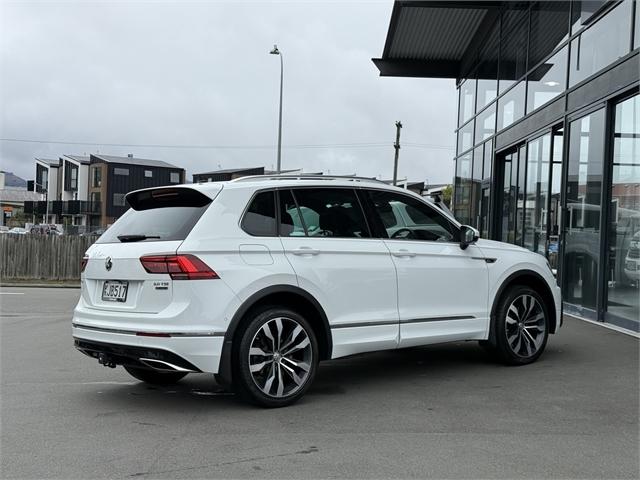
[138,358,195,372]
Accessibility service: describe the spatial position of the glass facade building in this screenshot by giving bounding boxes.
[376,1,639,332]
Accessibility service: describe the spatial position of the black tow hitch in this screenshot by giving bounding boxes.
[98,353,116,368]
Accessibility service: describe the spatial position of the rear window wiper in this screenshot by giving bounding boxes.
[117,234,161,242]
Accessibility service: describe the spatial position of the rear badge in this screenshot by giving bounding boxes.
[153,281,169,290]
[105,257,112,271]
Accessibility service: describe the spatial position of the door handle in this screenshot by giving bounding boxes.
[291,247,319,256]
[392,249,415,258]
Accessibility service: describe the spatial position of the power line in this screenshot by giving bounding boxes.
[0,137,454,151]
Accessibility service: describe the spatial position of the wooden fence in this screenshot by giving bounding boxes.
[0,235,96,281]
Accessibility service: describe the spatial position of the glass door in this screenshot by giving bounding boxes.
[563,108,606,316]
[547,127,564,272]
[605,94,639,331]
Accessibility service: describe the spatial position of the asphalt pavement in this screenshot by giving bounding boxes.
[1,287,638,479]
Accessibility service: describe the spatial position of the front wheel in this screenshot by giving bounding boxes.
[234,307,319,407]
[490,285,549,365]
[124,365,188,385]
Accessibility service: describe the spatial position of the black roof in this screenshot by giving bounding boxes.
[35,157,61,167]
[91,154,181,169]
[194,167,264,176]
[62,155,90,165]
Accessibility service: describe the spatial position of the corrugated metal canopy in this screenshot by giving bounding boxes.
[373,1,503,79]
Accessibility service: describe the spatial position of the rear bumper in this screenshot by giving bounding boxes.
[72,324,224,373]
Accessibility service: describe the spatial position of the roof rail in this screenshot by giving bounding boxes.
[231,174,388,184]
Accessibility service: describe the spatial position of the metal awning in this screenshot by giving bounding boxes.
[372,1,504,79]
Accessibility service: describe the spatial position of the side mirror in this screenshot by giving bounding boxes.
[460,225,479,250]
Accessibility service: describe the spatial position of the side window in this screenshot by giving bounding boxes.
[367,190,458,242]
[292,188,370,238]
[278,190,306,236]
[241,191,276,237]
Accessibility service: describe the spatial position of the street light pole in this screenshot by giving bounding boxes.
[270,44,283,173]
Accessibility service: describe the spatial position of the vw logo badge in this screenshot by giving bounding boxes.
[105,257,112,271]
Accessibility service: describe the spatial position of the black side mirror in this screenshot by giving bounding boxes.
[460,225,479,250]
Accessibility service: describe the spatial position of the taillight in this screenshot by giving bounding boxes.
[81,256,88,272]
[140,254,218,280]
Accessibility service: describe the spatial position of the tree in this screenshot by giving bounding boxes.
[441,185,452,208]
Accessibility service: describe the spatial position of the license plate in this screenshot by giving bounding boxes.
[102,281,129,302]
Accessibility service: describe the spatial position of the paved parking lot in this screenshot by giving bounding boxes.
[1,287,638,479]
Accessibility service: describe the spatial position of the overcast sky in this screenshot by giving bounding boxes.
[1,0,457,185]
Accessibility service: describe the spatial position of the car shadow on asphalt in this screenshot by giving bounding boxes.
[79,340,566,410]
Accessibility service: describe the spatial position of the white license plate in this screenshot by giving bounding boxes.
[102,281,129,302]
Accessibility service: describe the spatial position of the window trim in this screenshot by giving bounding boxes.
[239,189,277,237]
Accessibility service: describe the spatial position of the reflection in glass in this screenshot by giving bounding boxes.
[476,21,499,110]
[527,47,567,113]
[500,148,524,245]
[480,142,492,238]
[498,82,525,130]
[454,153,472,225]
[569,1,632,86]
[457,120,474,154]
[564,109,605,313]
[529,1,570,68]
[458,80,476,126]
[635,0,640,49]
[548,128,564,271]
[515,145,527,246]
[470,145,483,230]
[499,6,529,93]
[524,134,551,254]
[474,103,496,145]
[606,94,639,329]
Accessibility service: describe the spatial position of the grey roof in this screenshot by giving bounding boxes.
[62,155,90,165]
[35,158,60,167]
[0,188,41,203]
[91,154,180,169]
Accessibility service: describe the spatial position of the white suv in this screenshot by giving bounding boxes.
[73,176,562,407]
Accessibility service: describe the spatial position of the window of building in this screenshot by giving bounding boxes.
[289,188,370,238]
[526,46,568,113]
[571,0,610,35]
[454,152,472,225]
[548,126,564,271]
[474,103,496,145]
[70,167,77,190]
[458,79,476,126]
[457,120,474,154]
[470,145,484,230]
[113,193,126,207]
[523,133,551,255]
[475,21,499,110]
[278,189,306,237]
[170,172,180,183]
[480,142,493,238]
[563,108,606,314]
[635,0,640,49]
[499,6,529,94]
[241,191,276,237]
[144,170,153,178]
[497,81,526,130]
[90,192,101,203]
[606,94,639,328]
[528,1,570,68]
[114,167,129,176]
[569,1,633,87]
[91,167,101,188]
[367,190,458,242]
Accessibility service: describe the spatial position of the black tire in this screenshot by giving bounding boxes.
[124,365,188,385]
[490,285,550,365]
[233,307,319,408]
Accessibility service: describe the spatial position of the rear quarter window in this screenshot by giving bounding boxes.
[241,191,277,237]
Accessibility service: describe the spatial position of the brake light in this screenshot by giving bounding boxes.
[140,254,218,280]
[81,256,88,272]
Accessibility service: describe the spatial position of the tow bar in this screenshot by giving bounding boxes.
[97,353,116,368]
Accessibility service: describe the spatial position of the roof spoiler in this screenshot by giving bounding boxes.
[126,187,213,211]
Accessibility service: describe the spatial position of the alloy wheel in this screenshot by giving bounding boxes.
[505,294,546,358]
[248,317,313,398]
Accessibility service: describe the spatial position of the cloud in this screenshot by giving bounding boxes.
[0,1,457,185]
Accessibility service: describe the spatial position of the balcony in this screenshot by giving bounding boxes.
[23,201,101,216]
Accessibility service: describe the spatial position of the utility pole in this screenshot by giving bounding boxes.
[392,121,402,186]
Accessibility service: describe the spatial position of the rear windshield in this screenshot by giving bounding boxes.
[97,188,211,243]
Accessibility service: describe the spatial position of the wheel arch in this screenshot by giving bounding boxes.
[216,285,332,387]
[490,270,558,338]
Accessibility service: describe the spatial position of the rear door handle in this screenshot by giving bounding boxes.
[291,247,319,256]
[392,249,415,258]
